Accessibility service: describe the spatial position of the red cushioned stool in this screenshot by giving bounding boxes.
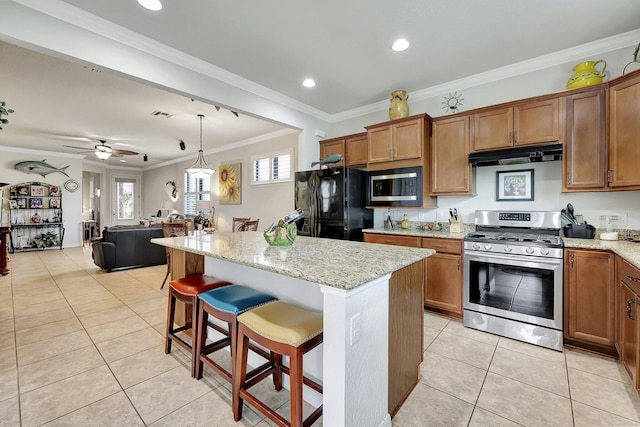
[165,274,230,377]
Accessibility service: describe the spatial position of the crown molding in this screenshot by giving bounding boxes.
[0,145,86,159]
[12,1,640,125]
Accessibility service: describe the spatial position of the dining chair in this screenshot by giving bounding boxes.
[232,217,250,232]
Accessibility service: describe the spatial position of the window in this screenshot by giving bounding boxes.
[251,149,293,185]
[115,178,136,220]
[183,173,211,215]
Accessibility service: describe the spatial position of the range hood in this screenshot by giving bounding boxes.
[469,143,563,167]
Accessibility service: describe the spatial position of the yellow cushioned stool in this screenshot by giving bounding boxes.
[233,300,323,427]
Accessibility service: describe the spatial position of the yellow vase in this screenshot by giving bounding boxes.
[389,90,409,120]
[566,60,607,89]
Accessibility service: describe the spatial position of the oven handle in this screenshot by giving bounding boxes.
[464,250,563,267]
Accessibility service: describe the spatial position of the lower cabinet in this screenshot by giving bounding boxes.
[421,238,463,317]
[564,249,617,355]
[363,233,420,248]
[617,257,640,393]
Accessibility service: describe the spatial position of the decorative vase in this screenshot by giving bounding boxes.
[566,60,607,89]
[389,90,409,120]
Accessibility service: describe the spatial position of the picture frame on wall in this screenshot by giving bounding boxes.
[30,185,44,197]
[496,169,534,201]
[219,163,242,205]
[30,198,43,209]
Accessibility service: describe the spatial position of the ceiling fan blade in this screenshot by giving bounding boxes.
[63,144,95,150]
[111,149,139,156]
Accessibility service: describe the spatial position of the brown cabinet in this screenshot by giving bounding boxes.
[563,88,607,190]
[564,249,616,355]
[608,71,640,189]
[319,132,369,167]
[617,257,640,392]
[366,114,426,165]
[421,238,463,317]
[471,98,562,152]
[431,115,472,195]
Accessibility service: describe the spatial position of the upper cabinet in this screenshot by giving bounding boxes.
[471,97,563,152]
[563,87,607,191]
[319,132,368,167]
[431,115,472,195]
[366,114,426,166]
[608,71,640,189]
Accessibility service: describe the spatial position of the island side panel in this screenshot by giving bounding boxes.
[388,260,424,417]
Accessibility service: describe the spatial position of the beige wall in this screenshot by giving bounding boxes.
[142,131,299,232]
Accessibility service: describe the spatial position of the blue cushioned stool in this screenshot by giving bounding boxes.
[195,284,277,383]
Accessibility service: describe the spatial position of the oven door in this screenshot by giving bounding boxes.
[463,250,563,331]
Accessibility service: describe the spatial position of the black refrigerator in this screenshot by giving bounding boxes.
[294,167,372,241]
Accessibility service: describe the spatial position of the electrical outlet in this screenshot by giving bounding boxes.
[436,210,447,222]
[350,313,361,346]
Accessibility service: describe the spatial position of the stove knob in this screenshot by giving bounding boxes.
[472,243,481,250]
[484,244,492,250]
[504,246,513,253]
[525,247,535,255]
[540,248,549,256]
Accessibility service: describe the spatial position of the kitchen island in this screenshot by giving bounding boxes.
[152,231,434,427]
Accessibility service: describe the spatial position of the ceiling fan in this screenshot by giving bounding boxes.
[64,140,139,160]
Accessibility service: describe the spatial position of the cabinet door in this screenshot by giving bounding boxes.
[513,98,561,146]
[471,108,512,151]
[565,249,615,348]
[424,253,462,314]
[368,126,393,163]
[392,118,423,161]
[319,139,345,166]
[431,116,472,194]
[609,73,640,188]
[564,89,606,190]
[345,133,368,166]
[619,281,638,390]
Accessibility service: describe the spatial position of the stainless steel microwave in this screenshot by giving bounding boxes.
[368,166,423,207]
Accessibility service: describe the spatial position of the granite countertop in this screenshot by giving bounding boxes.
[152,231,434,290]
[363,228,466,240]
[563,238,640,270]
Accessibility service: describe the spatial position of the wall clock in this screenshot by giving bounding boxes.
[64,179,79,192]
[442,91,464,113]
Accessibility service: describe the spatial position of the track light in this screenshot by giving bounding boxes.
[144,154,148,162]
[179,140,186,151]
[214,106,221,112]
[231,111,239,117]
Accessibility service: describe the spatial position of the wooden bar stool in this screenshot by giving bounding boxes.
[165,274,230,377]
[233,300,323,427]
[194,284,277,383]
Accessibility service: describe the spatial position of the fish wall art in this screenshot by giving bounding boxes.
[14,160,70,177]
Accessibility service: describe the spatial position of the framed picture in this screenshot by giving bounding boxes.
[9,200,17,209]
[15,198,26,209]
[496,169,534,201]
[219,163,242,205]
[31,185,45,197]
[49,186,60,197]
[49,198,61,209]
[30,198,43,208]
[16,186,29,196]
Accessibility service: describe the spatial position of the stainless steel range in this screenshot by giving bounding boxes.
[463,210,564,351]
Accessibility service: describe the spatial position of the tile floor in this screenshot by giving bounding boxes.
[1,247,640,426]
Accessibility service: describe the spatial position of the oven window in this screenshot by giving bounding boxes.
[468,260,554,319]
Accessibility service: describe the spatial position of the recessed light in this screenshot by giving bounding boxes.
[302,78,316,88]
[391,38,410,52]
[120,159,127,163]
[138,0,162,11]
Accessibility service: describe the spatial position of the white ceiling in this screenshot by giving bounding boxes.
[1,0,639,168]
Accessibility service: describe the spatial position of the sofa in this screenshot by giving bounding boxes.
[91,225,166,272]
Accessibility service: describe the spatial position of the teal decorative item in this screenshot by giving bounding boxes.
[264,223,297,246]
[311,153,342,168]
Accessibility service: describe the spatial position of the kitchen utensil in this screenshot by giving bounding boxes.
[453,208,458,221]
[566,204,577,223]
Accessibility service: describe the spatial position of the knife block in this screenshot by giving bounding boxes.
[450,219,464,233]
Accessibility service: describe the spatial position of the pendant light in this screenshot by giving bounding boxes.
[186,114,215,178]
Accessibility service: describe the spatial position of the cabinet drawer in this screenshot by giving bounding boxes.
[363,233,420,247]
[421,238,462,254]
[621,259,640,295]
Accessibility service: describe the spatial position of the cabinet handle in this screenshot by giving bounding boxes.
[508,131,512,144]
[567,172,571,184]
[607,170,612,183]
[434,244,446,248]
[457,259,461,271]
[513,130,517,143]
[628,299,637,321]
[626,275,640,283]
[569,253,574,268]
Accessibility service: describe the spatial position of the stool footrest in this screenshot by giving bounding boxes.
[170,324,192,334]
[279,365,323,394]
[239,390,289,427]
[202,337,230,354]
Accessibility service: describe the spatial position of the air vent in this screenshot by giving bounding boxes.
[151,110,174,118]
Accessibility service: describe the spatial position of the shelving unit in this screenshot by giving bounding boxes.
[8,182,64,253]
